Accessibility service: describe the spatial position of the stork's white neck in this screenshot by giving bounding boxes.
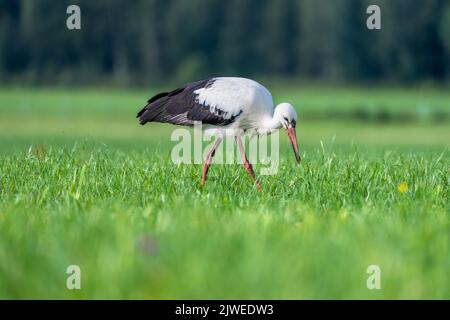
[262,104,285,130]
[263,113,283,130]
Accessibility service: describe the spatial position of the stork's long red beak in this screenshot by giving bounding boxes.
[286,127,300,164]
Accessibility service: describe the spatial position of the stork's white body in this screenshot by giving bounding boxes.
[194,77,277,138]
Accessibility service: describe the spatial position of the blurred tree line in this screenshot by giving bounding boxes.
[0,0,449,85]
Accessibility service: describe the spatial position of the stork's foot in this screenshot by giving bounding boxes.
[243,161,262,192]
[201,164,209,186]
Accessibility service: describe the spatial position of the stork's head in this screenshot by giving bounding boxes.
[275,103,300,164]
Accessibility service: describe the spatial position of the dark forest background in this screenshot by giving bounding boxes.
[1,0,450,85]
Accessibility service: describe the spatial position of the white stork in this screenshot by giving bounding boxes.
[137,77,300,191]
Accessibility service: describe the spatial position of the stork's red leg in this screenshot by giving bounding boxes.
[236,135,262,192]
[201,137,223,186]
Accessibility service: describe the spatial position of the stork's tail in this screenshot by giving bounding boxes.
[136,92,170,125]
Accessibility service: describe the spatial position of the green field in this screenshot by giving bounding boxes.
[0,87,449,299]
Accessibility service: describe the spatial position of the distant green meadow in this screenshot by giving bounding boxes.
[0,87,448,299]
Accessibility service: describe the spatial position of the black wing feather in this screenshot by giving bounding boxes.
[137,79,242,126]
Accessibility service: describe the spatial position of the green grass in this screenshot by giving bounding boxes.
[0,87,449,299]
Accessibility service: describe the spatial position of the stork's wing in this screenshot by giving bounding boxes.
[137,79,243,126]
